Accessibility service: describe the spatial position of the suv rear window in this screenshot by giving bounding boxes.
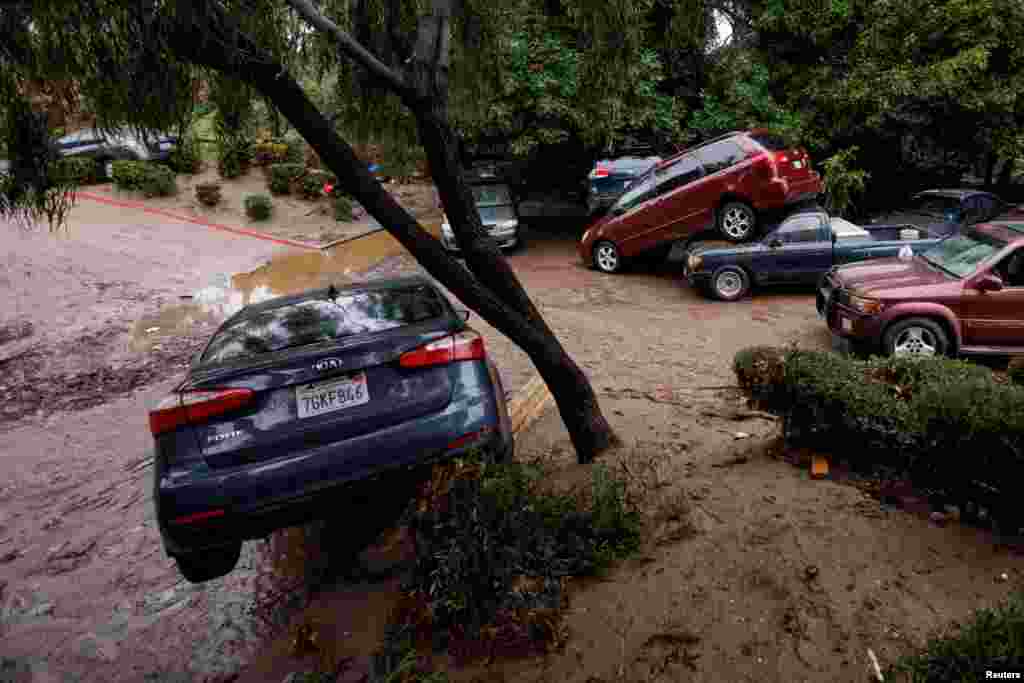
[748,133,790,151]
[696,140,746,174]
[201,285,449,364]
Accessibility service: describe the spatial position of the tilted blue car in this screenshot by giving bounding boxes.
[149,276,513,582]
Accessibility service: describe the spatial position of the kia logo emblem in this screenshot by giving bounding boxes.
[314,358,343,373]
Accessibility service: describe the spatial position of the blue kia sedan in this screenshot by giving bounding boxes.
[149,276,513,582]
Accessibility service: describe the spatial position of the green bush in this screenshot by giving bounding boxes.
[333,195,353,221]
[52,157,99,186]
[734,347,1024,529]
[267,163,305,195]
[244,193,273,221]
[283,137,306,165]
[111,160,177,197]
[216,135,252,179]
[195,182,222,207]
[300,169,337,200]
[887,591,1024,682]
[168,134,202,174]
[1009,357,1024,386]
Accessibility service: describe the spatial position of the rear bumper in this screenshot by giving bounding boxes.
[156,366,509,556]
[755,173,824,210]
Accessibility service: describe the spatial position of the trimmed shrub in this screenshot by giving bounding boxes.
[111,160,177,197]
[299,169,337,200]
[216,136,252,179]
[333,195,354,222]
[734,347,1024,530]
[267,163,305,195]
[52,157,99,186]
[168,134,202,174]
[195,182,222,207]
[244,193,273,221]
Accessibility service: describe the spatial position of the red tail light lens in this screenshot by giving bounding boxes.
[148,388,255,436]
[775,152,790,164]
[399,331,486,368]
[592,167,610,178]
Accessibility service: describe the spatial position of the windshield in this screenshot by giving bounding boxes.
[905,195,963,220]
[471,184,512,206]
[610,168,656,212]
[919,232,1005,278]
[201,285,448,364]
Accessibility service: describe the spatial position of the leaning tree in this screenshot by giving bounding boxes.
[0,0,698,463]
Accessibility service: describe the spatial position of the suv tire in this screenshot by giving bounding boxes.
[174,542,242,583]
[718,202,757,242]
[883,318,949,357]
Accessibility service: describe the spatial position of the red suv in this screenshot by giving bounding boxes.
[579,130,822,273]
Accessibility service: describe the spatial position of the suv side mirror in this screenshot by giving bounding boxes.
[976,273,1004,292]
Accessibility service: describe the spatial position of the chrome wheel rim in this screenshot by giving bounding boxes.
[722,207,753,240]
[595,244,619,272]
[893,327,937,356]
[715,270,744,298]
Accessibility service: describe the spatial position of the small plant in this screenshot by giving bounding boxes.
[168,133,202,174]
[334,195,354,222]
[217,136,252,179]
[267,162,305,195]
[821,146,870,217]
[195,182,222,207]
[244,193,273,221]
[1009,356,1024,386]
[110,160,176,197]
[300,169,338,200]
[52,157,99,186]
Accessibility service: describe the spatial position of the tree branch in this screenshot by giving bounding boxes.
[284,0,409,97]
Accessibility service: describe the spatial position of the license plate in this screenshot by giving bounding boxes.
[296,372,369,419]
[840,317,853,333]
[792,159,804,169]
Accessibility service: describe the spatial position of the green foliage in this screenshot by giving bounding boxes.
[1009,357,1024,386]
[733,347,1024,529]
[404,454,642,647]
[333,195,353,222]
[216,135,252,179]
[168,133,202,175]
[887,591,1024,682]
[210,74,255,179]
[194,182,222,207]
[300,169,337,200]
[252,141,289,167]
[111,160,176,197]
[820,146,870,217]
[52,157,98,186]
[267,163,305,195]
[244,193,273,221]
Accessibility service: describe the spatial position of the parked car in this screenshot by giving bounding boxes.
[578,129,823,273]
[440,168,521,252]
[586,155,662,216]
[55,127,178,180]
[682,207,946,301]
[818,220,1024,357]
[868,189,1007,236]
[150,276,514,582]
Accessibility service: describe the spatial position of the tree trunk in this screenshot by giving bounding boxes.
[173,26,618,462]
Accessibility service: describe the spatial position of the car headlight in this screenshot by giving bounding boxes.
[441,221,453,236]
[687,253,703,272]
[847,294,883,315]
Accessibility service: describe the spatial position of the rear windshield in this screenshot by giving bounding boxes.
[472,184,512,206]
[748,133,791,151]
[201,285,449,364]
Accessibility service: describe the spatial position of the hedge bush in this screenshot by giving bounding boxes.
[334,195,354,221]
[168,134,202,174]
[53,157,99,186]
[267,163,304,195]
[734,347,1024,530]
[110,160,177,197]
[244,193,273,221]
[1009,357,1024,386]
[195,182,222,207]
[300,169,338,200]
[216,135,252,179]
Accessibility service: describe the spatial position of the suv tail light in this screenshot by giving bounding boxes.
[149,388,254,436]
[591,166,610,178]
[399,331,485,368]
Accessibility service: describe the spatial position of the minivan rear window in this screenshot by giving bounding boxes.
[749,133,791,151]
[201,285,449,364]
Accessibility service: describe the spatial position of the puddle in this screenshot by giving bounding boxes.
[130,222,440,349]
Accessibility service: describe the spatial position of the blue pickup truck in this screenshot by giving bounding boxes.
[680,208,947,301]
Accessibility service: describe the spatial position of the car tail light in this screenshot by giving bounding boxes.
[775,152,790,164]
[148,388,255,436]
[591,166,610,178]
[399,331,486,368]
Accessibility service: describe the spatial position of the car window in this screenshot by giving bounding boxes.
[774,214,824,243]
[908,194,963,220]
[748,133,790,151]
[611,170,657,213]
[920,232,1005,278]
[655,154,703,194]
[201,285,449,364]
[471,184,512,206]
[975,195,1000,220]
[994,249,1024,287]
[695,140,745,174]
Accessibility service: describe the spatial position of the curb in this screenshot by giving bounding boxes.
[76,190,322,251]
[507,373,554,436]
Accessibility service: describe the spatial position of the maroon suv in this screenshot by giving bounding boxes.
[579,129,822,273]
[818,220,1024,357]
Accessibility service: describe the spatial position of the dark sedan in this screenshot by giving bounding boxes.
[868,189,1007,236]
[56,127,179,180]
[150,276,513,582]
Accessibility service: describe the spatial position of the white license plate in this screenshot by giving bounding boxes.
[296,372,370,419]
[841,317,853,333]
[792,159,804,169]
[159,142,172,150]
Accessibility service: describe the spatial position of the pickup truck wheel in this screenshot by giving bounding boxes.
[173,542,242,583]
[718,202,757,242]
[593,240,623,274]
[883,318,948,358]
[710,266,750,301]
